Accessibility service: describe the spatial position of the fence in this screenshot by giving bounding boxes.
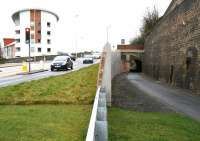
[85,87,108,141]
[1,55,58,64]
[86,43,123,141]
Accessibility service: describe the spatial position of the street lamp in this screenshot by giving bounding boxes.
[74,14,79,59]
[106,25,111,43]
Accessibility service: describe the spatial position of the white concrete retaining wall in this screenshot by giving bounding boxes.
[86,44,122,141]
[101,43,122,106]
[111,50,122,79]
[102,43,112,106]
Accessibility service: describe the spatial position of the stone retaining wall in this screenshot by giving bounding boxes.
[144,0,200,94]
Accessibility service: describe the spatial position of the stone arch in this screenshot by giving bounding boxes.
[129,55,142,72]
[185,47,198,89]
[186,47,198,70]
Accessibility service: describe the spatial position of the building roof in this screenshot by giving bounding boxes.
[3,38,15,46]
[117,45,144,50]
[117,45,144,53]
[3,38,15,47]
[12,8,59,22]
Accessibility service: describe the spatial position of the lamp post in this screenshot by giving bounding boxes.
[106,25,111,43]
[75,14,79,59]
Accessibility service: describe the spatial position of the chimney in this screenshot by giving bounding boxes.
[121,39,125,44]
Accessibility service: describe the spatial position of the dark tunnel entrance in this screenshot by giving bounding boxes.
[130,59,142,72]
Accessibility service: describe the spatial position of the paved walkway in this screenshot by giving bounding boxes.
[112,73,174,113]
[0,62,51,78]
[125,73,200,122]
[0,63,22,68]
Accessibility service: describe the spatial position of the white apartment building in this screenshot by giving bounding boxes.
[12,9,59,57]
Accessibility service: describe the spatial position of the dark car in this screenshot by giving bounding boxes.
[70,55,76,61]
[83,57,94,64]
[51,56,73,71]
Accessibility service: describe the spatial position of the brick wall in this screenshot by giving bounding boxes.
[143,0,200,94]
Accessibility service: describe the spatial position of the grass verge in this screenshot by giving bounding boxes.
[0,64,99,105]
[108,107,200,141]
[0,105,91,141]
[0,64,99,141]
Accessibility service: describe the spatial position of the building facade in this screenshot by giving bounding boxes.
[117,44,144,72]
[143,0,200,94]
[3,38,15,59]
[12,9,59,57]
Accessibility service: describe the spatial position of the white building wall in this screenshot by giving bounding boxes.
[15,11,30,57]
[41,12,57,55]
[13,10,58,57]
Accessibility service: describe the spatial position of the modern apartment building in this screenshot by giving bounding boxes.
[12,9,59,57]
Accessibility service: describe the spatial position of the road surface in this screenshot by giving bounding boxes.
[0,59,98,87]
[127,73,200,122]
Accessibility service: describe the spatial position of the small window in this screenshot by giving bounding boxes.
[15,30,20,34]
[47,39,51,44]
[16,47,20,52]
[38,30,41,34]
[38,22,41,26]
[38,48,41,52]
[31,26,34,30]
[37,39,41,43]
[47,22,51,27]
[16,39,20,43]
[30,21,34,26]
[47,31,51,35]
[121,54,126,61]
[47,48,51,53]
[31,34,34,39]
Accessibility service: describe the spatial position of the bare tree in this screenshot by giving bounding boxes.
[130,6,160,45]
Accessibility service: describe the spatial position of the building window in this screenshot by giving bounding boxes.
[16,47,20,52]
[30,21,34,26]
[31,39,35,44]
[38,48,41,52]
[47,22,51,27]
[47,31,51,35]
[38,30,41,34]
[47,39,51,44]
[31,34,34,39]
[37,39,41,43]
[38,22,41,26]
[15,30,20,34]
[121,54,126,61]
[16,39,20,43]
[47,48,51,53]
[31,26,34,30]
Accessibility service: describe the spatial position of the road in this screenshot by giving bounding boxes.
[127,73,200,122]
[0,59,98,88]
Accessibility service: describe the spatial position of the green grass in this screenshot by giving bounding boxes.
[0,64,99,141]
[108,108,200,141]
[0,64,99,105]
[0,105,91,141]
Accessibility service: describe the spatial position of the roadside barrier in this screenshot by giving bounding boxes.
[85,87,108,141]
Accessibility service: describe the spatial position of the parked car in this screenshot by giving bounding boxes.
[51,56,73,71]
[83,56,94,64]
[92,52,101,59]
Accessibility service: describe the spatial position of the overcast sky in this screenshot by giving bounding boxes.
[0,0,171,53]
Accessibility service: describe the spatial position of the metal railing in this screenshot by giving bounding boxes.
[85,87,108,141]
